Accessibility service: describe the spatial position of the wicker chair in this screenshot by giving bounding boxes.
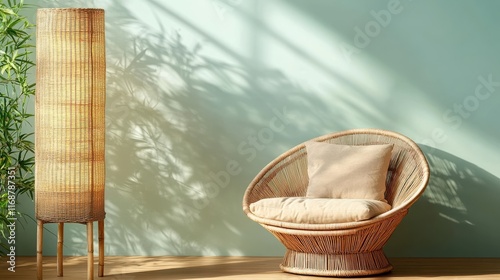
[243,129,430,277]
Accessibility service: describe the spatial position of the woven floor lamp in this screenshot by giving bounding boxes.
[35,8,106,280]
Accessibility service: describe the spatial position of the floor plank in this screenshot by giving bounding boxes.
[1,256,500,279]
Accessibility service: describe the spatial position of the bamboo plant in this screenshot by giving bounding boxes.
[0,0,35,256]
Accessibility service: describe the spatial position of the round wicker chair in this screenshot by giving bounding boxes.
[243,129,430,277]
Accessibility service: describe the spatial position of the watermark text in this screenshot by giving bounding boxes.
[6,166,17,272]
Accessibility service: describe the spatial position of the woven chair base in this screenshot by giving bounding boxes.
[243,129,430,277]
[280,249,392,277]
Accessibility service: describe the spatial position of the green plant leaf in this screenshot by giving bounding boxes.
[0,0,35,256]
[0,8,15,15]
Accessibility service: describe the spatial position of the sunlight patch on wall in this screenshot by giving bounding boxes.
[261,2,394,99]
[254,1,445,132]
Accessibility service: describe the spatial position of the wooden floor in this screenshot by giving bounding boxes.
[1,256,500,279]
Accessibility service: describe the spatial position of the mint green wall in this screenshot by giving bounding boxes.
[16,0,500,257]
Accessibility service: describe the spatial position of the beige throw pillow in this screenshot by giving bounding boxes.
[305,141,393,202]
[250,197,391,224]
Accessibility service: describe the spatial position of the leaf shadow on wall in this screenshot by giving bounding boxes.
[60,0,334,257]
[385,145,500,257]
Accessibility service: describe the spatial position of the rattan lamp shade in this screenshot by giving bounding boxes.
[35,8,106,223]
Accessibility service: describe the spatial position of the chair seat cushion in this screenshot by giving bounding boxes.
[250,197,391,224]
[305,141,393,202]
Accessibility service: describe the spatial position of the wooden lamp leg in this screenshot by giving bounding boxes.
[57,223,64,276]
[98,219,104,277]
[37,220,43,280]
[87,222,94,280]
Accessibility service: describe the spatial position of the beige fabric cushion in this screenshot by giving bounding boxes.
[305,141,393,202]
[250,197,391,224]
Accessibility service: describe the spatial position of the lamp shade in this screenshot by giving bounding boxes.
[35,8,106,223]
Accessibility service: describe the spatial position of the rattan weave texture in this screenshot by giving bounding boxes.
[243,129,430,276]
[35,8,106,223]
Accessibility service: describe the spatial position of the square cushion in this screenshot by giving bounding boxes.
[250,197,391,224]
[305,141,393,202]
